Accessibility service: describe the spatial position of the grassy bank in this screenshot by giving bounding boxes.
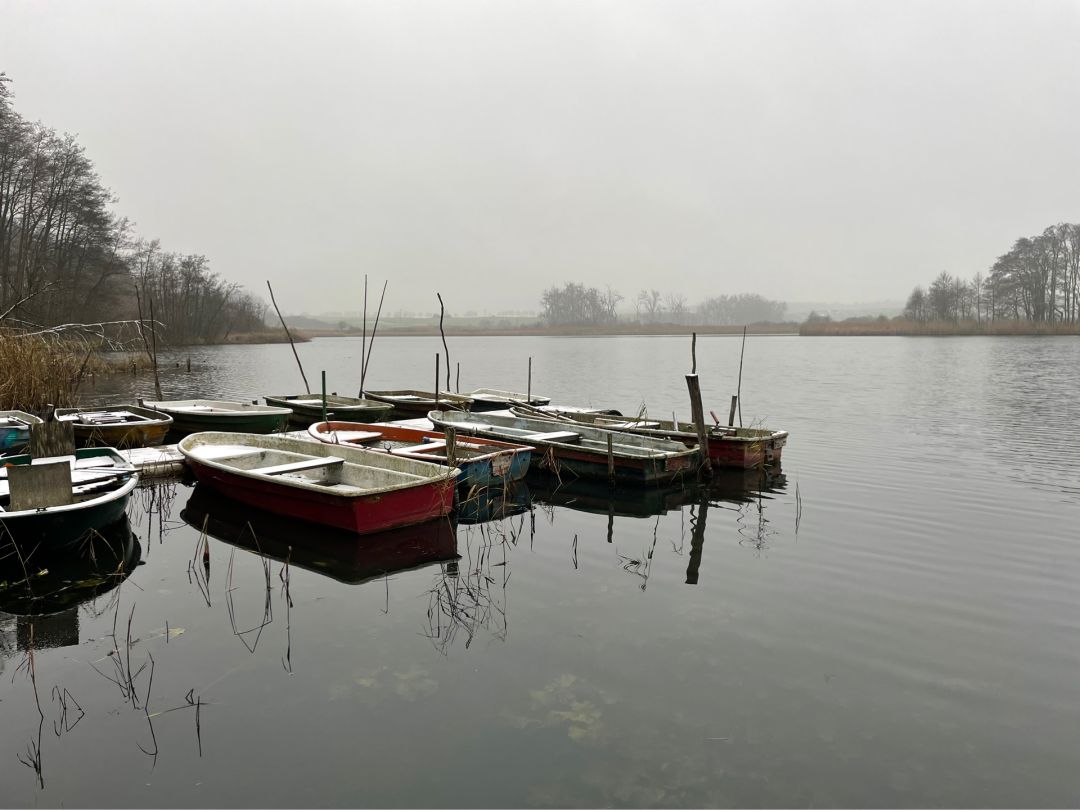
[800,319,1080,336]
[302,322,800,338]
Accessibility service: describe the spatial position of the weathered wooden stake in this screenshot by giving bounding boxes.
[527,357,532,404]
[434,354,440,411]
[691,332,697,374]
[728,395,738,427]
[685,374,713,477]
[437,292,451,390]
[266,280,310,394]
[736,325,747,427]
[149,297,163,400]
[186,356,191,372]
[361,274,368,389]
[321,370,328,424]
[445,426,457,467]
[455,362,460,394]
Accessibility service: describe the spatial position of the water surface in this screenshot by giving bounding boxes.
[2,335,1079,807]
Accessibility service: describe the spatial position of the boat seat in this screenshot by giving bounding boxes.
[523,430,582,443]
[253,456,345,475]
[396,441,447,454]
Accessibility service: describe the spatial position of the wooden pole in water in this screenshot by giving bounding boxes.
[321,370,328,424]
[437,293,451,390]
[606,433,615,486]
[361,279,388,396]
[728,395,738,427]
[149,297,163,401]
[455,362,460,394]
[527,357,532,404]
[434,354,440,412]
[266,280,310,394]
[360,274,368,390]
[685,374,712,477]
[691,332,697,374]
[736,325,747,427]
[445,426,457,468]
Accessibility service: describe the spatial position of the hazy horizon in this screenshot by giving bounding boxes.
[6,0,1079,316]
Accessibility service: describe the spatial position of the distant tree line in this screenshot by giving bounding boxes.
[905,223,1080,324]
[0,74,266,342]
[540,283,787,326]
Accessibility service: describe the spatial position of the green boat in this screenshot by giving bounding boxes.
[264,393,393,427]
[139,398,291,435]
[0,447,138,551]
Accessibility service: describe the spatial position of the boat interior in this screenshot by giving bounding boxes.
[194,444,434,493]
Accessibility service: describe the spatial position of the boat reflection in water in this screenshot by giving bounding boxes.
[180,485,459,585]
[0,517,141,654]
[527,467,787,518]
[455,482,533,525]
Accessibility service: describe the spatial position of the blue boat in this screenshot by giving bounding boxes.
[308,421,531,490]
[0,410,42,454]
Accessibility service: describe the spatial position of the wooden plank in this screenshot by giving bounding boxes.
[29,418,75,458]
[8,460,74,511]
[524,430,582,443]
[253,457,344,476]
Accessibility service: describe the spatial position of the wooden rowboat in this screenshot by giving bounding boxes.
[362,390,474,418]
[511,405,788,469]
[464,388,551,411]
[178,432,460,534]
[264,394,393,426]
[308,420,531,489]
[54,404,173,448]
[428,409,698,485]
[0,411,43,454]
[140,399,290,435]
[0,447,138,550]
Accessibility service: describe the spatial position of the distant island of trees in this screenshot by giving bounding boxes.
[538,283,788,327]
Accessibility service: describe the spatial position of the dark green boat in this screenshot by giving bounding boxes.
[139,398,291,435]
[0,447,138,551]
[264,394,393,427]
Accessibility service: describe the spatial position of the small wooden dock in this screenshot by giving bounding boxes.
[119,445,186,481]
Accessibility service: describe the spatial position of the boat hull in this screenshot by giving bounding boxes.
[264,396,394,427]
[363,390,474,418]
[429,411,697,485]
[184,458,457,534]
[308,421,531,489]
[71,421,170,448]
[0,481,135,550]
[168,411,289,435]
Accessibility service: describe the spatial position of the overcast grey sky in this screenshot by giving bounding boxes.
[6,0,1080,315]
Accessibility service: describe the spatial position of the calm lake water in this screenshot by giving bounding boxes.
[2,335,1079,808]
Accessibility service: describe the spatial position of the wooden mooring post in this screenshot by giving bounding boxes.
[685,374,713,477]
[434,354,440,412]
[445,426,457,468]
[728,395,738,427]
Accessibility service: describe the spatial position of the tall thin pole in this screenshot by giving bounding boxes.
[321,370,328,424]
[736,326,747,427]
[360,274,368,390]
[267,280,310,394]
[149,297,162,400]
[361,280,388,396]
[437,293,450,390]
[527,357,532,404]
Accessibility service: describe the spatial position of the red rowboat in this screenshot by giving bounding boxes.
[178,432,459,534]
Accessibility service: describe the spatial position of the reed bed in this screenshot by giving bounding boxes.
[0,331,163,412]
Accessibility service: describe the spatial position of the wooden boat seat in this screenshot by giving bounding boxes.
[396,441,447,454]
[254,457,345,476]
[523,430,582,443]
